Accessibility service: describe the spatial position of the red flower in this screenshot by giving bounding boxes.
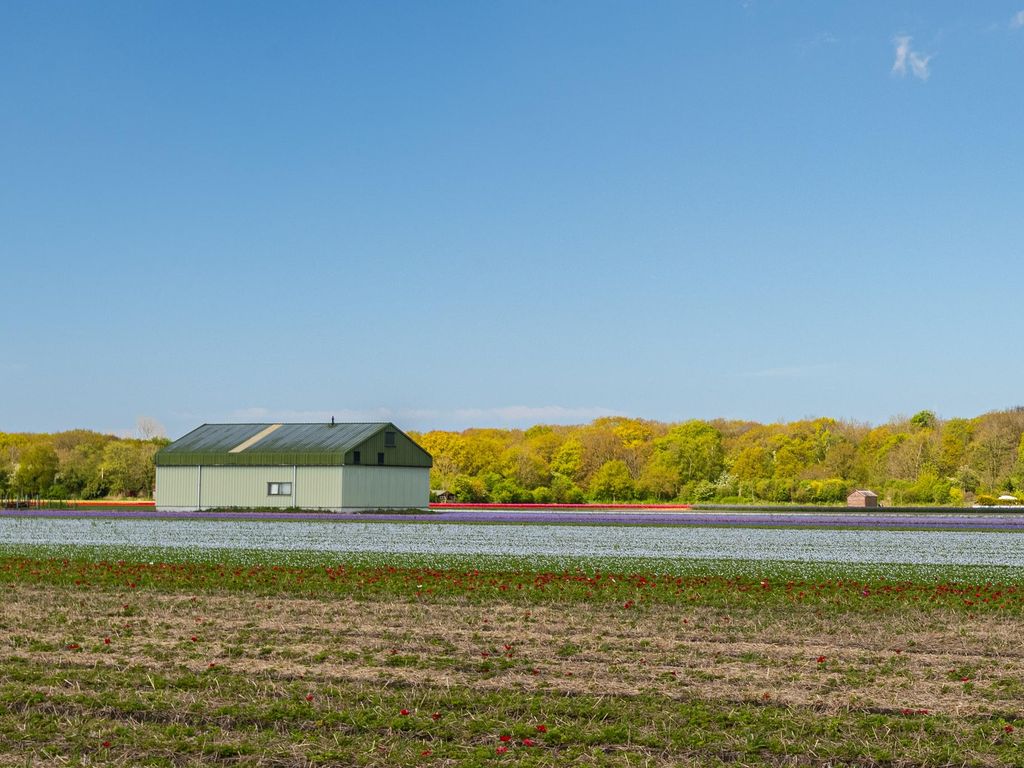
[431,711,441,721]
[535,724,547,733]
[1005,725,1015,734]
[103,637,111,645]
[816,656,826,664]
[305,694,314,702]
[400,709,410,716]
[499,735,512,743]
[101,741,111,748]
[191,636,198,642]
[496,746,508,755]
[421,749,432,756]
[522,738,536,746]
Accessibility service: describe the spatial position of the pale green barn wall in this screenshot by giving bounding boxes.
[155,466,199,509]
[156,464,425,510]
[198,467,298,508]
[295,467,343,508]
[341,466,429,508]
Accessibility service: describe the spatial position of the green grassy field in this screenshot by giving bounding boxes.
[2,545,1023,766]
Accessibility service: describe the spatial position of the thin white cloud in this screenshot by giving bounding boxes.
[226,405,620,430]
[909,51,931,80]
[1012,11,1024,29]
[892,35,931,80]
[450,405,620,425]
[892,35,911,75]
[229,407,394,423]
[744,363,838,380]
[798,31,838,56]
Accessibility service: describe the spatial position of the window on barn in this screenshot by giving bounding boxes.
[377,452,384,465]
[267,482,292,496]
[384,431,396,448]
[353,451,361,464]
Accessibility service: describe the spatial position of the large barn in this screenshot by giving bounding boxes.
[154,422,432,511]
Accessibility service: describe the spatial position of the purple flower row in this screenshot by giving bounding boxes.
[3,508,1024,530]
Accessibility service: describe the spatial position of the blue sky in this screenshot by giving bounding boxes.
[2,2,1023,438]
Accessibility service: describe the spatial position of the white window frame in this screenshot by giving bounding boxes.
[267,482,293,496]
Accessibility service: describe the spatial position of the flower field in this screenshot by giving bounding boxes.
[2,539,1024,766]
[6,515,1024,566]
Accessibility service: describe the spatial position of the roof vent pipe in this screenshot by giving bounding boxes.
[330,416,335,427]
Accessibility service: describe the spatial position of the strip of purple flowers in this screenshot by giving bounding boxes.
[3,508,1024,530]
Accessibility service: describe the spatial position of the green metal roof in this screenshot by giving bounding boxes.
[154,423,432,467]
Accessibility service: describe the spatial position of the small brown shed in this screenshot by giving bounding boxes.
[847,489,879,508]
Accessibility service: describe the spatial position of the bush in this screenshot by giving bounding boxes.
[491,479,527,504]
[550,474,585,504]
[692,481,716,502]
[816,479,848,504]
[450,475,487,503]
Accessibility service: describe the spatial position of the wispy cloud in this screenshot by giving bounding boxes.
[797,31,838,56]
[1012,11,1024,29]
[744,363,838,380]
[449,406,620,425]
[231,407,395,423]
[227,405,620,430]
[891,35,932,80]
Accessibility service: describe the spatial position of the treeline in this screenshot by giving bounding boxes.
[5,408,1024,505]
[413,408,1024,506]
[0,430,169,500]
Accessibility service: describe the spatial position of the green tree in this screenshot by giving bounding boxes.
[954,466,980,494]
[550,473,584,503]
[449,474,486,503]
[100,441,158,498]
[968,418,1020,490]
[910,410,937,429]
[490,478,526,503]
[13,444,59,496]
[730,445,771,483]
[637,454,679,500]
[652,421,724,486]
[589,460,635,502]
[61,442,108,498]
[938,418,974,475]
[550,437,584,483]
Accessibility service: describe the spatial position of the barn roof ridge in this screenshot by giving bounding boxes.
[153,422,431,467]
